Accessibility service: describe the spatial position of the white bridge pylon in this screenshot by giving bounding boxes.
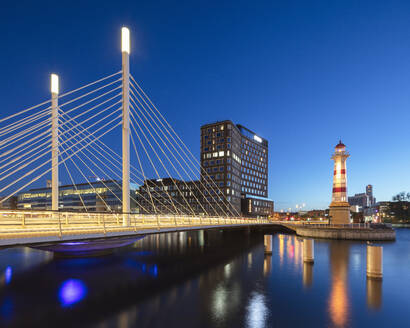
[0,27,245,226]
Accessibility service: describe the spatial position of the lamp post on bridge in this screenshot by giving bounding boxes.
[51,74,59,212]
[121,27,131,226]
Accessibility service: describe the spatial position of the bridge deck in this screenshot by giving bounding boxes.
[0,210,270,246]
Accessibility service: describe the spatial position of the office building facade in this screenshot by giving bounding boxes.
[135,178,208,215]
[17,180,137,212]
[200,120,273,217]
[348,184,376,211]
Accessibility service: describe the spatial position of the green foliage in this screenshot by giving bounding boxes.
[388,192,410,222]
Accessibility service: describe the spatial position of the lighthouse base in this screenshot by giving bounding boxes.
[329,202,350,224]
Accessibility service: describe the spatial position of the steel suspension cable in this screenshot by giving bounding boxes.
[58,79,122,111]
[59,132,124,209]
[59,119,150,213]
[129,90,226,216]
[129,111,182,215]
[61,153,89,213]
[0,116,122,205]
[130,81,235,217]
[58,71,122,99]
[0,132,51,168]
[59,93,122,131]
[130,105,194,215]
[0,113,122,197]
[0,117,51,151]
[0,99,51,124]
[0,107,51,137]
[59,113,173,214]
[130,94,210,216]
[59,140,113,213]
[130,76,240,217]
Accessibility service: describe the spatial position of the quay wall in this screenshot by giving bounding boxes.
[295,227,396,241]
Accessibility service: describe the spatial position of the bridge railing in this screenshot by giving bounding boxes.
[299,222,373,229]
[0,210,269,237]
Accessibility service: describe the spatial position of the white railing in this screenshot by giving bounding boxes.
[0,210,269,238]
[300,223,373,229]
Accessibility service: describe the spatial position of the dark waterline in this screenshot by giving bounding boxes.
[0,229,409,327]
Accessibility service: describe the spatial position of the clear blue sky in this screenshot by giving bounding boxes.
[1,0,409,210]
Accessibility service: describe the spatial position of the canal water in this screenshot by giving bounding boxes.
[0,229,409,327]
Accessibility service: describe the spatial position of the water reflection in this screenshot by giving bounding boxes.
[277,234,303,270]
[303,262,313,288]
[263,255,271,276]
[278,234,284,266]
[58,279,88,307]
[366,278,382,310]
[0,229,407,327]
[328,242,350,327]
[246,292,268,328]
[0,266,12,286]
[0,247,52,274]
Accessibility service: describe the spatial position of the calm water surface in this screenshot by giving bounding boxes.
[0,229,409,327]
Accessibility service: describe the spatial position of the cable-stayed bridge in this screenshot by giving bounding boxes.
[0,28,269,247]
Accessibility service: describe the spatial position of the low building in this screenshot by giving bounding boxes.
[306,209,327,218]
[17,180,137,212]
[135,178,209,215]
[348,185,376,211]
[136,177,274,218]
[348,193,369,210]
[0,196,18,210]
[241,196,274,218]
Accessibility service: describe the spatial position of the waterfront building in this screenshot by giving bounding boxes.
[348,184,376,211]
[17,180,137,212]
[329,140,350,224]
[0,196,17,210]
[14,120,273,218]
[200,120,273,218]
[348,193,369,210]
[135,178,208,215]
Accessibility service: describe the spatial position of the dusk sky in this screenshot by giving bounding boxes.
[1,0,410,210]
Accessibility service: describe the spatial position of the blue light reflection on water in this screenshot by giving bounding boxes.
[124,259,159,277]
[59,242,88,246]
[5,266,12,284]
[0,297,13,321]
[58,279,88,307]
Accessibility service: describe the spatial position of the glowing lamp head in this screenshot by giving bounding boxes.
[121,27,130,54]
[335,139,346,151]
[51,74,59,95]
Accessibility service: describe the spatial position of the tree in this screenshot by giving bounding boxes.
[388,192,410,222]
[392,192,409,202]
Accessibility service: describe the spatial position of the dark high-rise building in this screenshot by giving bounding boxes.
[200,120,273,217]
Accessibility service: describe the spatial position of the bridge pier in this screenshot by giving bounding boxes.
[367,245,383,279]
[303,238,314,263]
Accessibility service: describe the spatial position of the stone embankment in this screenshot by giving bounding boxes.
[279,223,396,241]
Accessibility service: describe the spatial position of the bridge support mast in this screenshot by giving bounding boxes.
[121,27,131,226]
[51,74,59,212]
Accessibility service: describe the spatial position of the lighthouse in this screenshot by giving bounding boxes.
[329,140,351,224]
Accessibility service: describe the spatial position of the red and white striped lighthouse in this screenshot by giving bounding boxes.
[329,140,351,224]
